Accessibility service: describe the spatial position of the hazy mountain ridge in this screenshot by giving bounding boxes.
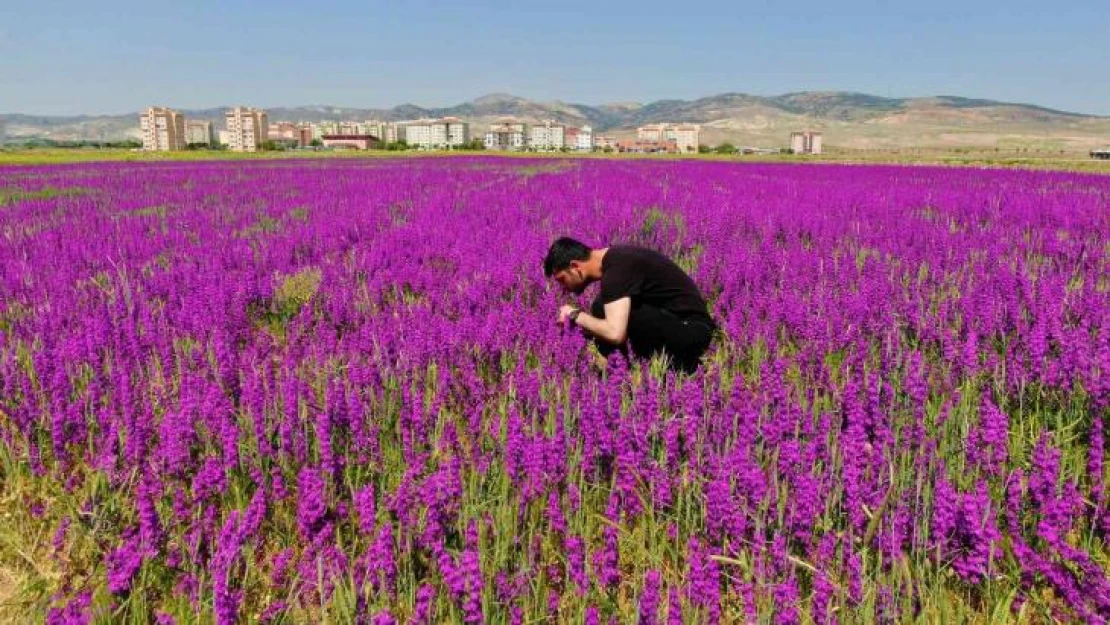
[4,91,1109,150]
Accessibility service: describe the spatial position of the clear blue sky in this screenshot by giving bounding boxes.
[2,0,1108,116]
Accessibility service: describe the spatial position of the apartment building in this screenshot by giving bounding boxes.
[636,123,664,143]
[297,125,314,147]
[434,117,469,148]
[184,120,215,146]
[565,127,580,149]
[311,120,338,140]
[362,120,400,143]
[139,107,187,151]
[668,124,700,153]
[337,121,362,135]
[790,131,823,154]
[399,119,432,148]
[262,121,305,149]
[381,123,400,144]
[637,123,700,153]
[530,120,565,151]
[484,119,528,150]
[225,107,269,152]
[268,122,300,140]
[577,125,594,151]
[397,117,469,149]
[595,136,618,151]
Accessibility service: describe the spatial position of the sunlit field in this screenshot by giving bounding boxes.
[0,157,1106,623]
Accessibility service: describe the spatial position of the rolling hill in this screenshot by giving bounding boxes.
[4,91,1110,151]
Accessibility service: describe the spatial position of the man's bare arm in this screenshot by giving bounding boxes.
[574,297,630,345]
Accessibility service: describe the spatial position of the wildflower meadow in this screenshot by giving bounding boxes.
[0,157,1106,623]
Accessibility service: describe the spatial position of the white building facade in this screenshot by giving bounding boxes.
[790,131,823,154]
[576,125,594,151]
[529,120,565,151]
[400,118,469,149]
[485,119,528,150]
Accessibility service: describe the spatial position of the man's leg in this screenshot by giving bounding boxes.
[624,303,713,373]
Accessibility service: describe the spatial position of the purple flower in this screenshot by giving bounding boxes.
[639,569,661,625]
[413,583,437,625]
[46,591,92,625]
[105,531,143,594]
[296,466,329,542]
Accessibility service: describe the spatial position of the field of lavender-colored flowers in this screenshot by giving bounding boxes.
[0,157,1107,623]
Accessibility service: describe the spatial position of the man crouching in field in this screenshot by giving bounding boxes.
[544,237,716,374]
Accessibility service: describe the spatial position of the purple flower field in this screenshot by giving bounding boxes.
[0,157,1107,623]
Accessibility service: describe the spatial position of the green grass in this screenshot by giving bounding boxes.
[0,185,93,206]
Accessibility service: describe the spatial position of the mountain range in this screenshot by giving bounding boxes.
[4,91,1110,151]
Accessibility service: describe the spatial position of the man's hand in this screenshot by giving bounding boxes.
[557,298,630,345]
[557,304,579,325]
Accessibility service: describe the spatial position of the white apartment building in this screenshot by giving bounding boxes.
[139,107,187,151]
[485,119,528,150]
[399,119,433,148]
[225,106,269,152]
[402,117,469,149]
[577,125,594,151]
[184,120,215,146]
[790,131,823,154]
[530,120,565,151]
[434,117,469,148]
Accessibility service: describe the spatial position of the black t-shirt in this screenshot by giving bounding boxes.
[592,245,713,322]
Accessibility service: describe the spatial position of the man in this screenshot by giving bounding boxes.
[543,236,716,374]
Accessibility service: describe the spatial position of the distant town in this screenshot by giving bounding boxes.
[139,106,827,156]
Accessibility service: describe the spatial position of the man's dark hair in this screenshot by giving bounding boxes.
[543,237,592,277]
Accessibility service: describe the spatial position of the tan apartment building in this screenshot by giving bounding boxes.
[268,121,301,140]
[637,123,700,153]
[225,106,269,152]
[140,107,187,151]
[668,124,700,153]
[636,123,665,143]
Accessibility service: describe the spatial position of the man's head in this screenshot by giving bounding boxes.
[544,237,593,294]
